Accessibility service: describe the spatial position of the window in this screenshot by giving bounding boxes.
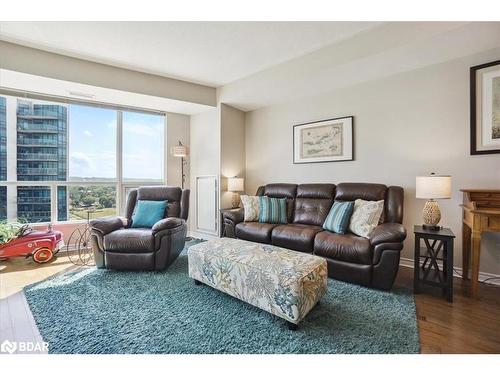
[123,111,164,182]
[68,185,117,220]
[69,105,117,181]
[0,94,166,223]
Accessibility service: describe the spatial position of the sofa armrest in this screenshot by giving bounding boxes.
[369,223,407,246]
[222,208,244,238]
[222,208,245,224]
[152,217,185,234]
[90,216,125,236]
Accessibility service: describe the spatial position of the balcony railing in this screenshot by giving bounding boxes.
[17,138,58,147]
[17,123,59,133]
[17,108,65,119]
[18,153,59,161]
[17,168,59,175]
[17,197,51,204]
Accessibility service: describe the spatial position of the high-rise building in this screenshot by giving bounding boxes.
[0,96,6,221]
[16,99,68,222]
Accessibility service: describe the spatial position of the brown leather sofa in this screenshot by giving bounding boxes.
[222,183,406,290]
[90,186,189,271]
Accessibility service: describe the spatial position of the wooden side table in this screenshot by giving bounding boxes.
[414,225,455,302]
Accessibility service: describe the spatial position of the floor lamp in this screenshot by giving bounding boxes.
[171,141,188,189]
[170,141,192,241]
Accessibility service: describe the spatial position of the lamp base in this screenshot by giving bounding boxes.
[231,193,240,209]
[422,199,441,229]
[422,224,442,231]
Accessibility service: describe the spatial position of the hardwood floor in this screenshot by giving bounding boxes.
[1,258,499,354]
[394,267,500,353]
[0,252,75,299]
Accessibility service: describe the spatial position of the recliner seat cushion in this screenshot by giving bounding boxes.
[104,228,154,253]
[235,222,278,244]
[314,231,372,265]
[271,224,324,253]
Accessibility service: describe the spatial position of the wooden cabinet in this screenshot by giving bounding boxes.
[460,189,500,296]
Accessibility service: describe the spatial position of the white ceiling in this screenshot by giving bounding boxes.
[0,21,381,87]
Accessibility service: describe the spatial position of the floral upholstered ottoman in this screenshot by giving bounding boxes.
[187,238,327,329]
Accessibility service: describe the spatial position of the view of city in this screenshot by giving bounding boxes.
[0,95,165,223]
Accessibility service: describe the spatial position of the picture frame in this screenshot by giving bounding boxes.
[470,59,500,155]
[293,116,354,164]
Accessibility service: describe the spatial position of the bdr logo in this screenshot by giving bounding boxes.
[1,339,48,353]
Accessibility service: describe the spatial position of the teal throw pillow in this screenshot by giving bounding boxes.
[131,200,168,228]
[323,201,355,234]
[258,196,287,224]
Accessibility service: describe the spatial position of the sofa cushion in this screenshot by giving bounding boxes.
[335,183,387,223]
[313,231,372,265]
[240,195,260,221]
[323,201,355,234]
[104,228,154,253]
[261,184,297,222]
[258,196,287,224]
[349,199,384,238]
[235,222,278,244]
[293,184,335,226]
[131,200,168,228]
[271,224,324,253]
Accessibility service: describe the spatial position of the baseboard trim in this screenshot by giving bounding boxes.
[187,230,218,240]
[400,257,500,287]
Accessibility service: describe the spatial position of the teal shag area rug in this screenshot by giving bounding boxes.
[24,240,419,354]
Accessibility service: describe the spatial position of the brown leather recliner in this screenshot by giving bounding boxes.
[90,186,190,271]
[222,183,406,290]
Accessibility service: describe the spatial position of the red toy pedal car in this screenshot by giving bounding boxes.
[0,225,64,264]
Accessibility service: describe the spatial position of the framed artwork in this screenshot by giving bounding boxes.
[293,116,353,163]
[470,59,500,155]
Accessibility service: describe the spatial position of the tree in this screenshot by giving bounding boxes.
[99,196,114,208]
[81,196,96,207]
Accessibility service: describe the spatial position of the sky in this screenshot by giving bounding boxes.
[69,104,164,180]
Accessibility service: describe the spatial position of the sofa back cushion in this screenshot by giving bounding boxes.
[133,186,182,219]
[258,184,297,223]
[293,184,335,226]
[335,183,387,222]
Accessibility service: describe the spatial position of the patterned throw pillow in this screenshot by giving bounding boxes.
[322,201,355,234]
[348,199,385,238]
[258,196,288,224]
[240,195,260,222]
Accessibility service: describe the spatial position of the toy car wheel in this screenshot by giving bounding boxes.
[32,247,54,264]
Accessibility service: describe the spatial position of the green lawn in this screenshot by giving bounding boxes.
[69,208,117,221]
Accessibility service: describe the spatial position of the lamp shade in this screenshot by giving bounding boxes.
[228,177,244,192]
[170,145,188,158]
[416,175,452,199]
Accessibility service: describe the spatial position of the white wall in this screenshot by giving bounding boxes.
[189,108,220,236]
[244,48,500,276]
[166,112,190,189]
[220,103,246,209]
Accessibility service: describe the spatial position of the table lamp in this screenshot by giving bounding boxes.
[228,177,244,208]
[416,173,452,230]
